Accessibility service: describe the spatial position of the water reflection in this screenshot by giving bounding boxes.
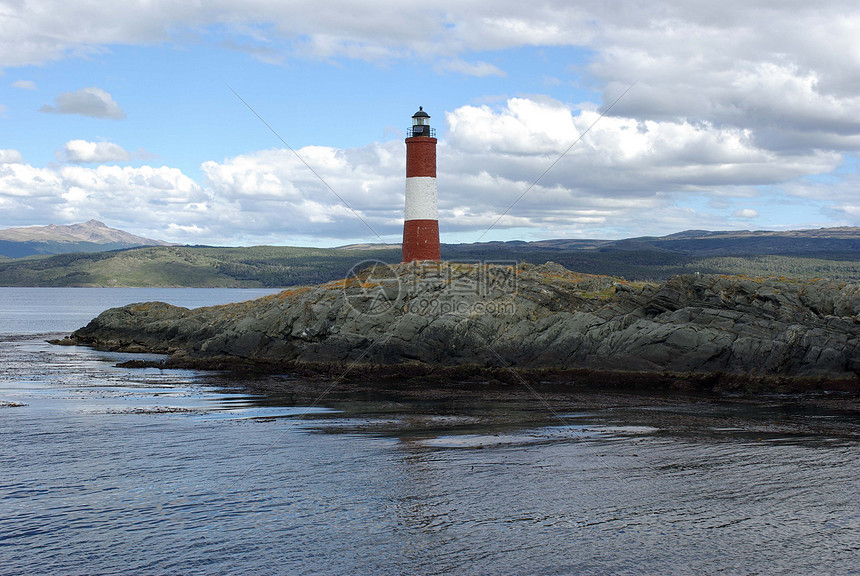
[2,335,858,575]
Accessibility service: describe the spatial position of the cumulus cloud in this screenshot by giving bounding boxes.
[3,2,860,241]
[200,142,406,241]
[436,97,848,238]
[0,1,590,67]
[588,4,860,155]
[447,97,577,155]
[60,140,130,164]
[12,80,36,90]
[778,172,860,228]
[0,161,212,239]
[435,59,506,77]
[0,142,405,245]
[733,208,759,219]
[2,95,854,246]
[3,2,860,152]
[0,149,23,164]
[39,87,125,119]
[445,97,839,192]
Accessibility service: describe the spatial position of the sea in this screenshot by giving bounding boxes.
[0,287,857,575]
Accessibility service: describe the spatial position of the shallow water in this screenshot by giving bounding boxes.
[1,289,858,575]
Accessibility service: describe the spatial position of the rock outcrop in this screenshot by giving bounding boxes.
[66,262,860,381]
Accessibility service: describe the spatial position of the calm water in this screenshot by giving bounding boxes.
[0,288,858,575]
[0,287,283,336]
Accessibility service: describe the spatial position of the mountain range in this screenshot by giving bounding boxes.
[0,220,170,258]
[0,222,856,287]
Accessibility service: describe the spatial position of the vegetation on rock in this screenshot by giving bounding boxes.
[64,261,860,389]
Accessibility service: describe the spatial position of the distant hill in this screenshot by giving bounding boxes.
[446,227,860,255]
[0,220,171,258]
[609,227,860,255]
[336,243,401,250]
[0,245,389,287]
[0,227,856,287]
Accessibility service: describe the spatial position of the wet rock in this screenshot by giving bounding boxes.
[70,263,860,381]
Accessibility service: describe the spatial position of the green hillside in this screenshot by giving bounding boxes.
[0,245,403,287]
[446,247,859,282]
[0,230,856,287]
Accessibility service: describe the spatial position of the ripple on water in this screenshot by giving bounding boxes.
[417,424,660,448]
[1,335,858,575]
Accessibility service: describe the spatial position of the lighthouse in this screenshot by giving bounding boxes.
[402,106,441,262]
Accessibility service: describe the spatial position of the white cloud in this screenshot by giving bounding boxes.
[2,2,859,152]
[447,97,577,154]
[0,162,208,239]
[2,2,860,241]
[12,80,36,90]
[0,141,405,245]
[435,59,506,77]
[733,208,759,219]
[39,87,125,119]
[777,170,860,228]
[588,5,860,154]
[200,142,406,241]
[436,97,849,237]
[61,140,130,164]
[2,94,856,245]
[445,97,839,192]
[835,205,860,218]
[0,149,23,164]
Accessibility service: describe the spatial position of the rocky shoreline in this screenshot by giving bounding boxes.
[56,261,860,393]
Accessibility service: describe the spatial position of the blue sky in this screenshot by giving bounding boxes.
[1,1,858,246]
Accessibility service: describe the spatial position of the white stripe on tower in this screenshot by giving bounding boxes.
[404,177,437,221]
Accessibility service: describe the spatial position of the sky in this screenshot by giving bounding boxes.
[1,1,859,247]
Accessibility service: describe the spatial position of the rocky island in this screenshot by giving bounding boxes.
[60,262,859,392]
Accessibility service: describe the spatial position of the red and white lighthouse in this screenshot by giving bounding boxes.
[402,106,441,262]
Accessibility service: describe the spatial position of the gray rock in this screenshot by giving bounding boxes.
[70,262,860,380]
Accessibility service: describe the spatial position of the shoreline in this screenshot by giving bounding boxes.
[39,333,860,430]
[101,351,860,395]
[53,263,860,394]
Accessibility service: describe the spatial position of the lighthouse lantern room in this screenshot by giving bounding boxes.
[402,106,441,262]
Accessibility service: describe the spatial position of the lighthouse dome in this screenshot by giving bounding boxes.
[410,106,434,136]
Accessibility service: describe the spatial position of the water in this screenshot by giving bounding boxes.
[1,288,858,575]
[0,287,283,335]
